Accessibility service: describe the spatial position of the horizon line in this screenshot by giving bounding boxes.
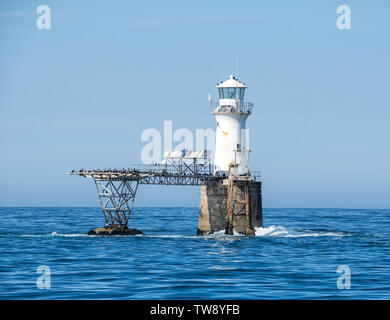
[0,206,389,210]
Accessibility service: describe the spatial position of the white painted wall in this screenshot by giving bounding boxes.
[213,112,249,174]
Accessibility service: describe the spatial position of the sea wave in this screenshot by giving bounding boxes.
[51,231,89,237]
[20,226,348,239]
[254,225,346,238]
[21,232,89,238]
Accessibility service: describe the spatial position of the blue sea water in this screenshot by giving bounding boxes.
[0,207,389,299]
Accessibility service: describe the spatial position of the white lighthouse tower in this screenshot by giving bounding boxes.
[213,74,254,175]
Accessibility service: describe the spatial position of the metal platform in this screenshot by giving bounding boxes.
[67,152,260,228]
[68,165,220,185]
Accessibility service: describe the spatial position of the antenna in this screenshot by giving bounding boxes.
[235,56,239,78]
[208,93,213,107]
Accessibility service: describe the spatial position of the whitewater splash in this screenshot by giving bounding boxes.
[21,232,89,238]
[152,226,347,238]
[201,226,345,238]
[51,232,89,237]
[254,225,345,238]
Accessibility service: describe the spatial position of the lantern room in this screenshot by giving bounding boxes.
[217,74,246,101]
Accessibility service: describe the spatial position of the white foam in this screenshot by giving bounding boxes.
[255,225,289,237]
[21,232,89,237]
[51,232,88,237]
[208,266,237,271]
[254,225,345,238]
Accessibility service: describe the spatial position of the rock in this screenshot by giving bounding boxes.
[87,225,143,236]
[196,228,210,236]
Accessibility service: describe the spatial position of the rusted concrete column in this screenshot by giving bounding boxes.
[197,180,227,235]
[197,177,263,236]
[245,183,255,236]
[225,177,234,235]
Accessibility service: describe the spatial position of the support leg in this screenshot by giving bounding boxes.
[94,179,139,228]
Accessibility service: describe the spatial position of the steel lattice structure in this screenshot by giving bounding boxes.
[94,179,139,226]
[67,156,261,228]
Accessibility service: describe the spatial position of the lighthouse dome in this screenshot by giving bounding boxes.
[216,74,246,88]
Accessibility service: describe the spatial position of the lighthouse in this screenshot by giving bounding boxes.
[213,75,253,175]
[69,73,262,236]
[197,74,262,236]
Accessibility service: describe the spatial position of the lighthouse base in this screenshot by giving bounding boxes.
[197,177,263,236]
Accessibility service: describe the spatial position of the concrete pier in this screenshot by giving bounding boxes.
[197,175,263,236]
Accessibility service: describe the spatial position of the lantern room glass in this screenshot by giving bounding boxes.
[218,87,245,99]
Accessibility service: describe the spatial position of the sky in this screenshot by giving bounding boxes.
[0,0,389,208]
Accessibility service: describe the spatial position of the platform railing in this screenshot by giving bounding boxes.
[249,171,261,181]
[69,165,261,182]
[214,101,254,113]
[128,163,213,176]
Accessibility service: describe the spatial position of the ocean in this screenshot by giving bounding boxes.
[0,207,389,299]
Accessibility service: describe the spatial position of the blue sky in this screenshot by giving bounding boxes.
[0,0,389,208]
